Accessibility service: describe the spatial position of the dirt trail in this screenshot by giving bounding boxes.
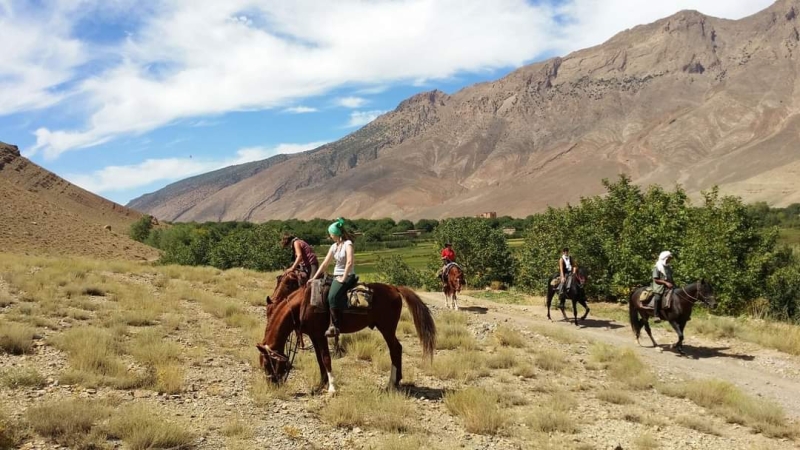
[419,291,800,419]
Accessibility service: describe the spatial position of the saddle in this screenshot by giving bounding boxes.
[441,262,461,283]
[640,288,674,310]
[308,275,373,314]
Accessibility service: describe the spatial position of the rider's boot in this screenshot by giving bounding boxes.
[325,308,343,337]
[653,294,662,323]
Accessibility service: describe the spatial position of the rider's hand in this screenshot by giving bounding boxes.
[560,276,565,282]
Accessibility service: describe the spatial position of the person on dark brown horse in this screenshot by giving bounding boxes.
[281,233,318,280]
[651,251,675,323]
[558,247,577,300]
[308,218,357,338]
[436,243,456,280]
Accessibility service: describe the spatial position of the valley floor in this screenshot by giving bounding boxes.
[1,254,798,449]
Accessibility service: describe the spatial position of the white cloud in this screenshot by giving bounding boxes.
[11,0,775,159]
[347,110,385,128]
[335,96,368,108]
[283,106,318,114]
[64,140,327,193]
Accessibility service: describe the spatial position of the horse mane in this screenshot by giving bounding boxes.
[261,290,304,355]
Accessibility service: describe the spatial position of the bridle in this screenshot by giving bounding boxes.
[680,283,712,306]
[263,286,305,383]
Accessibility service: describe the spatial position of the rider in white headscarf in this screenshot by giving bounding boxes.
[651,251,675,323]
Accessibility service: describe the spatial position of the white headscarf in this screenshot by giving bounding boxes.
[656,251,672,274]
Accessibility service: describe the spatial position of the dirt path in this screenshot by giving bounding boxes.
[419,291,800,419]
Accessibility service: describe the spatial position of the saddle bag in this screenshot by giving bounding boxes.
[309,276,332,309]
[348,285,373,309]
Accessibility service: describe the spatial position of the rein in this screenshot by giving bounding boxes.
[265,283,306,383]
[679,284,710,306]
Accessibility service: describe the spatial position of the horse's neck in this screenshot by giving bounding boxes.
[263,300,299,355]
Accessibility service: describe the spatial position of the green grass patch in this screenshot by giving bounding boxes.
[444,387,508,435]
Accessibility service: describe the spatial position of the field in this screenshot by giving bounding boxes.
[2,252,800,449]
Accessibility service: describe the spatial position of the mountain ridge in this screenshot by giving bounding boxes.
[130,0,800,221]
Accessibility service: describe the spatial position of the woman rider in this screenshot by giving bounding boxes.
[281,233,319,279]
[308,218,357,337]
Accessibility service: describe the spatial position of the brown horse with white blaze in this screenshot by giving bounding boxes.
[257,281,436,392]
[442,264,465,310]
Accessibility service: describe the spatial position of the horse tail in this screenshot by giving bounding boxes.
[396,286,436,360]
[628,289,642,340]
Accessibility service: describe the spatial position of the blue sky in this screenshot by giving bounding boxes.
[0,0,773,205]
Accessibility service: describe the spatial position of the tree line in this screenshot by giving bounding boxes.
[130,175,800,322]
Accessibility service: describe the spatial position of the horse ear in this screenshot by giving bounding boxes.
[255,344,270,356]
[265,296,272,305]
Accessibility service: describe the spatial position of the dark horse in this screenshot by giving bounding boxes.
[628,280,716,354]
[442,264,465,310]
[257,276,436,392]
[546,267,589,326]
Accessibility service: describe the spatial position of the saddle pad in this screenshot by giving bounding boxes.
[550,277,560,287]
[348,286,373,309]
[309,279,326,309]
[639,288,652,303]
[663,289,673,309]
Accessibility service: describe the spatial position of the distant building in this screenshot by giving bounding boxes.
[477,212,497,219]
[502,227,516,235]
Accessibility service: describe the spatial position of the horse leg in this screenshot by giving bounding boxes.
[579,297,590,321]
[572,298,579,326]
[311,335,329,392]
[317,336,337,393]
[668,320,685,355]
[378,326,403,390]
[558,294,568,321]
[546,288,553,321]
[642,318,658,348]
[452,291,459,311]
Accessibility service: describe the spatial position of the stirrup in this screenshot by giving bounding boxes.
[325,326,340,338]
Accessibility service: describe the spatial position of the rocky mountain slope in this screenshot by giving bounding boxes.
[130,0,800,221]
[0,141,159,260]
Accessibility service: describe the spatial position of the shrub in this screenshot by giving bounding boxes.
[433,218,514,288]
[375,255,423,288]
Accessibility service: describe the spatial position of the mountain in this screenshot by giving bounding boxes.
[130,0,800,221]
[0,142,159,260]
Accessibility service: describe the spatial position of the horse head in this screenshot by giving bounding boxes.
[575,267,588,286]
[266,269,306,322]
[256,343,289,384]
[696,278,717,309]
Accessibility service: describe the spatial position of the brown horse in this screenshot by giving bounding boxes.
[628,280,716,354]
[442,264,465,310]
[257,282,436,392]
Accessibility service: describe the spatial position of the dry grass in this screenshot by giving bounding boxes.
[221,417,255,439]
[596,388,634,405]
[249,374,290,406]
[590,343,654,390]
[487,348,517,369]
[51,327,148,389]
[659,379,796,438]
[321,389,415,432]
[512,363,536,378]
[633,432,659,449]
[342,330,385,362]
[524,392,577,434]
[107,404,195,450]
[26,399,111,448]
[425,350,488,381]
[444,387,508,435]
[534,350,568,372]
[0,322,36,355]
[436,323,477,350]
[368,433,428,450]
[0,292,13,308]
[676,415,722,436]
[529,323,582,344]
[0,407,25,450]
[693,315,800,356]
[0,366,46,388]
[494,325,526,348]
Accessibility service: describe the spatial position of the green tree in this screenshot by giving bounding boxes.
[375,255,423,287]
[129,215,154,242]
[433,217,513,287]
